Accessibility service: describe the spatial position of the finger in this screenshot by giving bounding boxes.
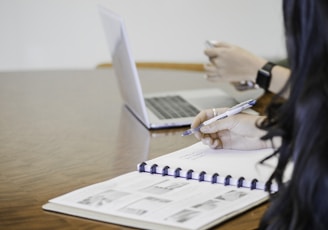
[206,40,219,47]
[194,131,202,140]
[204,42,231,56]
[209,133,220,148]
[206,41,231,48]
[201,136,214,146]
[204,71,220,80]
[191,109,216,129]
[210,132,218,140]
[204,48,219,58]
[204,64,220,79]
[191,111,207,129]
[200,120,229,134]
[200,110,231,133]
[193,108,228,141]
[208,56,218,65]
[193,128,207,140]
[214,41,231,48]
[206,53,224,68]
[203,63,217,72]
[209,139,222,149]
[201,135,222,149]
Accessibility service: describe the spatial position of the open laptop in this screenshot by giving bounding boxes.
[98,6,237,129]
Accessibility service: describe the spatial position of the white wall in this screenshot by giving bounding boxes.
[0,0,285,71]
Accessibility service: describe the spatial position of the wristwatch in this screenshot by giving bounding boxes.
[256,62,276,91]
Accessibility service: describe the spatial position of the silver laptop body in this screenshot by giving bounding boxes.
[99,6,236,129]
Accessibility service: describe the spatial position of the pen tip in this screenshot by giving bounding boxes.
[181,130,192,136]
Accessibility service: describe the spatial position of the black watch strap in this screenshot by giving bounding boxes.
[256,62,276,91]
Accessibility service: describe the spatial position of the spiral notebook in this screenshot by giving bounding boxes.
[43,142,293,230]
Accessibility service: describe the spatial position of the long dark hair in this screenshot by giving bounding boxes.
[259,0,328,229]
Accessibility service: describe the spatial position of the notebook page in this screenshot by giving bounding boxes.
[45,171,268,230]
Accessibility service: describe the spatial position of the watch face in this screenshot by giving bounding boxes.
[256,62,275,90]
[258,68,270,77]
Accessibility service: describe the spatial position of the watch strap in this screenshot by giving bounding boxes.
[256,62,276,91]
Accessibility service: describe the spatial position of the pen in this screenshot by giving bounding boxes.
[181,99,256,136]
[205,40,217,48]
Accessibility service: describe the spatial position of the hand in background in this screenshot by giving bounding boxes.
[191,108,270,150]
[204,42,267,82]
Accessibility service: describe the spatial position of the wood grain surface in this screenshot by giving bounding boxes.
[0,68,269,230]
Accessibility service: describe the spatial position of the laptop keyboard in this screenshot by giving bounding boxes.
[145,95,200,120]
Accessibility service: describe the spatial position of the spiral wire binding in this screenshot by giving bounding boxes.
[199,171,206,182]
[224,175,232,186]
[150,164,157,174]
[211,173,219,184]
[162,166,170,176]
[237,177,245,188]
[251,179,258,190]
[186,170,194,180]
[137,162,271,191]
[174,168,181,178]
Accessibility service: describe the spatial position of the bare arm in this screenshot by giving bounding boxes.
[204,42,290,98]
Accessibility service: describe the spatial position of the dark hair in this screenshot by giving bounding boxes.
[259,0,328,229]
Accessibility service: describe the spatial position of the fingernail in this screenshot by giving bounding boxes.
[202,137,212,146]
[211,140,220,149]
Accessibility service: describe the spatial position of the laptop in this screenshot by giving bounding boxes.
[98,6,237,129]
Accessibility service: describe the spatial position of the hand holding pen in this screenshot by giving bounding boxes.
[182,99,273,150]
[182,99,256,136]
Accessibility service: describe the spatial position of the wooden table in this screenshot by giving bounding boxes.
[0,68,268,229]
